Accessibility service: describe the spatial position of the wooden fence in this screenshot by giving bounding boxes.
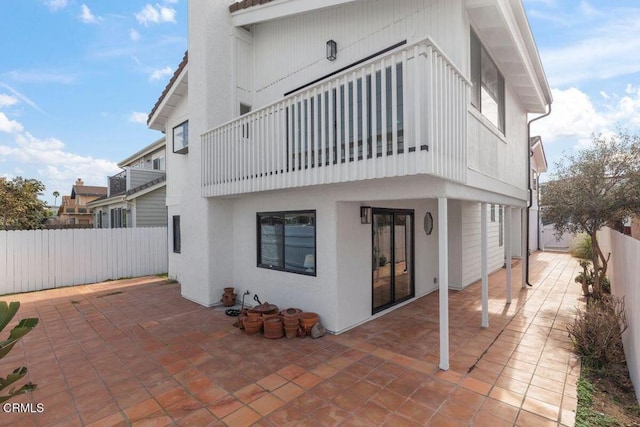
[598,227,640,404]
[0,227,168,295]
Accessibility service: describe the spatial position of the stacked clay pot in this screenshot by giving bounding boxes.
[263,317,284,339]
[282,308,301,339]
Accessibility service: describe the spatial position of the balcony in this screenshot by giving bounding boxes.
[63,206,90,214]
[202,38,470,197]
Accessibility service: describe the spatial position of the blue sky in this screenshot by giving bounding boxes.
[524,0,640,175]
[0,0,187,204]
[1,1,639,205]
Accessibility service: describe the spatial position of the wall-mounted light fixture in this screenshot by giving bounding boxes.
[423,212,433,235]
[326,39,337,61]
[360,206,372,224]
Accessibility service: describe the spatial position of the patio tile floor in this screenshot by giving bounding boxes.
[0,251,582,426]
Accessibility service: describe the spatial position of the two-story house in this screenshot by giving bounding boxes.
[148,0,551,369]
[56,178,107,226]
[87,137,167,228]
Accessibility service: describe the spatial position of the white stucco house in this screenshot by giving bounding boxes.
[87,137,167,228]
[148,0,551,369]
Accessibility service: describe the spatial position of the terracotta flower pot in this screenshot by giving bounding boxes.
[283,317,299,328]
[281,308,302,318]
[221,287,237,307]
[284,326,298,339]
[243,317,262,335]
[299,312,319,333]
[263,317,283,339]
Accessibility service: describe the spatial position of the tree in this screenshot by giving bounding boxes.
[0,177,48,230]
[52,191,59,206]
[542,131,640,298]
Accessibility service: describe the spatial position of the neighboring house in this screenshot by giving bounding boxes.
[87,137,167,228]
[529,135,548,252]
[56,179,107,226]
[148,0,551,369]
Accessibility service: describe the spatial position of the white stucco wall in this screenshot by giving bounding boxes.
[162,0,543,332]
[249,0,466,108]
[209,174,500,332]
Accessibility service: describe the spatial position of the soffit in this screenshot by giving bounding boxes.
[229,0,361,26]
[466,0,551,113]
[148,52,189,131]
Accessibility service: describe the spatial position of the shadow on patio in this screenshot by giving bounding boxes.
[0,251,581,426]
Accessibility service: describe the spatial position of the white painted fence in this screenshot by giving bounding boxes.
[598,227,640,403]
[0,228,168,295]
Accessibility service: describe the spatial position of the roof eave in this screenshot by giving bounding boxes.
[117,137,166,168]
[230,0,361,26]
[466,0,552,113]
[148,52,189,131]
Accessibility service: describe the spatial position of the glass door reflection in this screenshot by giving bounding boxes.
[372,209,414,313]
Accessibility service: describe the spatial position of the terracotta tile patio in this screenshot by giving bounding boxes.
[0,251,582,426]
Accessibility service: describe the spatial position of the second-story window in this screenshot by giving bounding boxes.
[152,156,165,170]
[470,29,505,133]
[173,120,189,154]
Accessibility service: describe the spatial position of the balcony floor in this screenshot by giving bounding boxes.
[2,251,580,426]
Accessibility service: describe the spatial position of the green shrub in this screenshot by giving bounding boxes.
[568,296,627,369]
[571,234,593,260]
[0,302,39,403]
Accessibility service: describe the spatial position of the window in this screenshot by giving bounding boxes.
[96,210,103,228]
[110,208,127,228]
[240,104,251,138]
[490,204,495,222]
[173,120,189,154]
[172,216,181,253]
[257,211,316,275]
[470,29,505,133]
[498,206,504,247]
[152,156,165,170]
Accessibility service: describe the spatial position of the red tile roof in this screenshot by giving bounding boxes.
[229,0,275,13]
[147,51,189,127]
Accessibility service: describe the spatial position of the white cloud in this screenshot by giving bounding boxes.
[0,112,24,134]
[531,86,640,149]
[79,4,101,24]
[0,94,18,108]
[130,29,141,42]
[0,83,44,113]
[129,112,148,124]
[149,66,173,81]
[43,0,68,11]
[135,4,177,26]
[0,132,119,193]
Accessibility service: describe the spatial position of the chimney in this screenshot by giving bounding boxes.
[75,178,84,186]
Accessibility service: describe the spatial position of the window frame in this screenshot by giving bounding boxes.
[172,215,181,254]
[173,120,189,154]
[256,210,316,276]
[470,29,506,133]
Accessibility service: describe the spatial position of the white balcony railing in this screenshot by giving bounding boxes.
[202,37,470,197]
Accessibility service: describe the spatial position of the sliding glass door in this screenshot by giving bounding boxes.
[372,209,414,313]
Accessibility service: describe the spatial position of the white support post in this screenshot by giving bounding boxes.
[438,197,449,371]
[521,208,528,288]
[505,206,512,304]
[481,202,489,328]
